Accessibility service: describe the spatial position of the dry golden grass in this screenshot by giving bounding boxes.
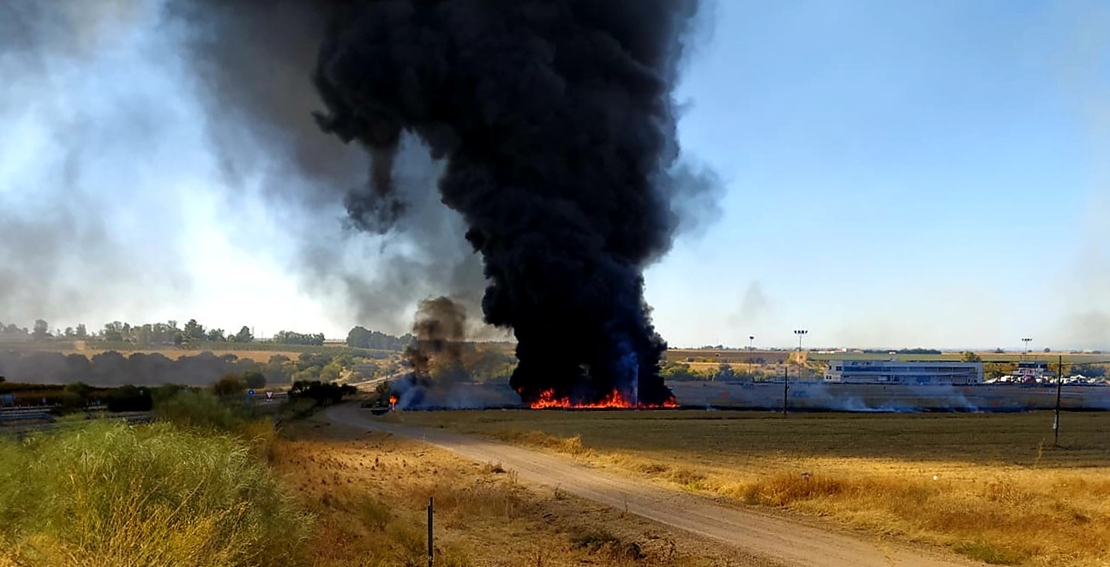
[399,410,1110,567]
[273,420,763,567]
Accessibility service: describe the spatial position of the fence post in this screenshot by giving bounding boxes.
[427,496,434,567]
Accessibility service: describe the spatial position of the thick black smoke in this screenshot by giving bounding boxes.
[308,1,701,406]
[404,296,467,384]
[171,0,706,406]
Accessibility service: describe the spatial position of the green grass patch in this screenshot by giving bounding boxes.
[0,421,310,567]
[955,541,1029,565]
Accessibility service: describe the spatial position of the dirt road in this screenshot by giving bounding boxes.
[326,404,981,567]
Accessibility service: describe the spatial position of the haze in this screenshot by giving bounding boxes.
[1,0,1107,350]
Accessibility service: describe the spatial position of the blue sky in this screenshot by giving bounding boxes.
[649,0,1109,350]
[1,0,1107,350]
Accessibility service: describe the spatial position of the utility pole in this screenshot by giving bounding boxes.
[1054,355,1063,447]
[749,336,756,375]
[782,365,789,416]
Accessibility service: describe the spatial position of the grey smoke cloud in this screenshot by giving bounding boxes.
[0,0,193,325]
[727,281,773,327]
[2,0,719,351]
[1051,1,1110,351]
[168,0,490,334]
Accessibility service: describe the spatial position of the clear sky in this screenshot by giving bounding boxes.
[1,0,1108,350]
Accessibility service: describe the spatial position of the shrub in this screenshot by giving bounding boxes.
[0,421,310,567]
[289,380,357,407]
[244,371,267,390]
[154,390,245,432]
[106,385,153,412]
[213,374,247,397]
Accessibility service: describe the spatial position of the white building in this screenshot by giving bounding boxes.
[824,360,983,385]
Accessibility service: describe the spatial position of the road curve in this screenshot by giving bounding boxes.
[326,404,982,567]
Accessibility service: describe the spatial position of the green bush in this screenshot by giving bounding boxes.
[0,421,310,567]
[154,390,245,432]
[106,385,153,412]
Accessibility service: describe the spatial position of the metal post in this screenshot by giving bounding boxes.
[782,365,788,416]
[427,496,434,567]
[1054,355,1063,447]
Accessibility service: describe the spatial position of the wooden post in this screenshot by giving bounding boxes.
[427,496,434,567]
[1053,355,1063,447]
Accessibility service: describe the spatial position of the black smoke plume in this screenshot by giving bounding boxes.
[172,0,706,406]
[404,296,467,385]
[310,1,700,406]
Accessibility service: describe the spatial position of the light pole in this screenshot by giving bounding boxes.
[794,329,808,351]
[1022,338,1032,362]
[749,336,755,351]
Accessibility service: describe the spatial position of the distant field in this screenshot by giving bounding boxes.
[666,349,790,364]
[807,351,1110,363]
[401,410,1110,566]
[667,349,1110,365]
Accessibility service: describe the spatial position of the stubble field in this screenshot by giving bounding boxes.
[394,409,1110,566]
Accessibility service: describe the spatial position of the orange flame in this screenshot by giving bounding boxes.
[388,394,398,409]
[525,388,678,409]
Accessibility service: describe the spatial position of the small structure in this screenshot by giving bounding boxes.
[823,360,983,385]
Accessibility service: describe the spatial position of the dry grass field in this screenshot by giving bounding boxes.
[272,419,765,567]
[396,410,1110,567]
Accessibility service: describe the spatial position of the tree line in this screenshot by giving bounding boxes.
[0,349,398,388]
[1,319,412,350]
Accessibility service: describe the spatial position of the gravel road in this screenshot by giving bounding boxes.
[326,404,982,567]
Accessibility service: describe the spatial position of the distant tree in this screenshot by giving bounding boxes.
[32,319,50,341]
[345,326,413,350]
[1043,347,1051,353]
[232,326,253,343]
[64,381,94,404]
[289,380,357,406]
[243,371,267,390]
[64,327,75,338]
[273,330,325,346]
[75,324,87,339]
[212,374,247,396]
[106,385,153,412]
[961,351,982,363]
[369,379,392,405]
[207,328,227,342]
[993,347,1005,354]
[102,321,125,342]
[713,363,737,381]
[897,348,942,355]
[183,319,205,343]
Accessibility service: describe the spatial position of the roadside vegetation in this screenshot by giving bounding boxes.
[403,410,1110,567]
[0,378,744,567]
[0,420,309,567]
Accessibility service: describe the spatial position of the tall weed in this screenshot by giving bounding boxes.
[0,422,310,567]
